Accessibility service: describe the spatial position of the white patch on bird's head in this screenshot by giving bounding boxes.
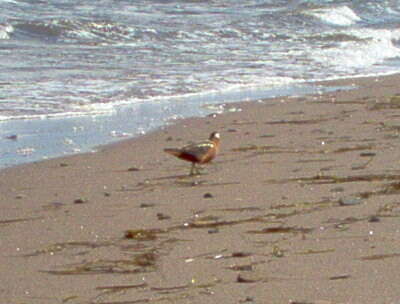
[210,132,220,140]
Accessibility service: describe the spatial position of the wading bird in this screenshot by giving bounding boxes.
[164,131,220,176]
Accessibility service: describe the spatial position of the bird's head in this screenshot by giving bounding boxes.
[209,131,220,142]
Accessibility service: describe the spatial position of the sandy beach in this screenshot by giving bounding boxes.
[2,74,400,304]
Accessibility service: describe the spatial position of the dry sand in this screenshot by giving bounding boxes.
[2,74,400,304]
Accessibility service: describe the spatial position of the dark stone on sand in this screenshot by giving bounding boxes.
[241,296,255,303]
[104,192,111,197]
[73,198,87,204]
[360,152,376,157]
[157,213,171,220]
[203,193,213,198]
[236,273,256,283]
[329,274,351,280]
[368,215,380,223]
[60,163,68,167]
[128,167,140,172]
[140,203,155,208]
[232,252,252,258]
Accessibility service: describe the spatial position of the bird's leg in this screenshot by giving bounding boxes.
[195,165,202,175]
[189,162,196,176]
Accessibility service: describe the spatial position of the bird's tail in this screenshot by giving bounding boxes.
[164,148,182,157]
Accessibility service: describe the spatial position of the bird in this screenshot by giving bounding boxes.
[164,131,220,176]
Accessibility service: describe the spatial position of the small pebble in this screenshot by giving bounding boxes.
[104,192,111,197]
[360,152,376,157]
[140,203,155,208]
[329,274,351,280]
[157,213,171,220]
[73,198,87,204]
[240,296,255,303]
[272,246,284,258]
[208,228,219,234]
[203,193,213,198]
[368,215,380,223]
[128,167,140,172]
[339,196,362,206]
[236,274,256,283]
[232,252,252,258]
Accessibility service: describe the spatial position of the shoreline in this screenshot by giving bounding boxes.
[0,79,347,170]
[2,73,400,303]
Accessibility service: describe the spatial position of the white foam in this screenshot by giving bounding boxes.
[0,107,115,122]
[306,6,361,26]
[16,147,35,156]
[0,24,13,39]
[310,28,400,71]
[110,130,132,137]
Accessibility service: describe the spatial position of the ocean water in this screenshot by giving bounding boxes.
[1,0,400,168]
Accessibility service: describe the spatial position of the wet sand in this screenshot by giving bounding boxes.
[2,74,400,303]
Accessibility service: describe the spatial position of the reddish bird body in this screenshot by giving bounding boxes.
[164,132,220,175]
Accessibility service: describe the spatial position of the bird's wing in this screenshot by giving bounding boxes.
[181,141,214,161]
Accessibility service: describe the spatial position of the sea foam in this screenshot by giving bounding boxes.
[306,6,361,26]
